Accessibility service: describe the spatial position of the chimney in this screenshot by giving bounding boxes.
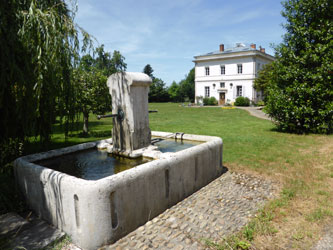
[250,43,256,49]
[219,44,224,52]
[260,47,265,53]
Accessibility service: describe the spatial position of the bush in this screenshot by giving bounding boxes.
[235,96,250,106]
[203,97,218,106]
[257,100,265,106]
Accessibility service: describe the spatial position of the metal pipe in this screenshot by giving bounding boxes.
[97,114,118,120]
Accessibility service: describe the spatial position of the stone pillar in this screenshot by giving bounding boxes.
[107,72,152,156]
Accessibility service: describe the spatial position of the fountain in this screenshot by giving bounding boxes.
[14,72,223,250]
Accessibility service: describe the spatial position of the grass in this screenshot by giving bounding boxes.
[2,103,333,249]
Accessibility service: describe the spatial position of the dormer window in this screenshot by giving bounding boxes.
[237,64,243,74]
[205,67,210,76]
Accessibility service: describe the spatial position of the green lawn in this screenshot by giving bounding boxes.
[13,103,333,249]
[37,103,319,171]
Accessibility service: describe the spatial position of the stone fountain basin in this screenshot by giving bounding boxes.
[14,131,223,250]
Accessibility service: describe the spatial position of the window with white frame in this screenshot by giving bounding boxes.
[220,65,225,75]
[220,82,225,88]
[237,64,243,74]
[205,67,210,76]
[205,86,210,97]
[236,86,243,97]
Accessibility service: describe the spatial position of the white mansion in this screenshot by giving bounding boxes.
[193,43,274,105]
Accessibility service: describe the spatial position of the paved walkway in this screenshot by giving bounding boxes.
[0,212,64,249]
[101,171,276,250]
[236,106,272,121]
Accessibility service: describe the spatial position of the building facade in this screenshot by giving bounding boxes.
[193,43,274,105]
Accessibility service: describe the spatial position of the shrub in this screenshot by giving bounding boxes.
[235,96,250,106]
[195,96,203,105]
[203,97,218,106]
[257,100,265,106]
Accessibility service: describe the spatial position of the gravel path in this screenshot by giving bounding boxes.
[236,107,272,121]
[313,222,333,250]
[100,171,276,250]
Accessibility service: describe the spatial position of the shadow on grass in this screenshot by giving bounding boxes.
[75,130,111,138]
[52,120,112,134]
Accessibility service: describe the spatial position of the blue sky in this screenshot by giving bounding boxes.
[75,0,285,85]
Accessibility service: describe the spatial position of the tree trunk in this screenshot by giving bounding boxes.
[83,112,89,135]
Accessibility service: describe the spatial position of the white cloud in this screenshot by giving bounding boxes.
[74,0,284,84]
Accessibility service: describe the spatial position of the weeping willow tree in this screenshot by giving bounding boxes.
[0,0,91,165]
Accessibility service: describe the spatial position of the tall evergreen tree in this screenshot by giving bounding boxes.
[143,64,154,79]
[266,0,333,133]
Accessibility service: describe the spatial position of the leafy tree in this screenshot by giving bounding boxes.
[73,68,109,135]
[149,78,169,102]
[94,45,113,75]
[142,64,169,102]
[168,81,181,102]
[0,0,91,158]
[265,0,333,134]
[253,63,274,101]
[143,64,154,79]
[184,67,195,102]
[111,50,127,73]
[75,46,127,134]
[179,68,195,102]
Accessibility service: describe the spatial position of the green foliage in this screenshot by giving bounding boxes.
[74,45,126,134]
[167,68,195,102]
[168,81,182,102]
[0,139,24,171]
[195,96,204,105]
[306,208,333,222]
[143,64,154,79]
[235,97,250,106]
[0,0,92,148]
[143,64,169,102]
[149,78,170,102]
[265,0,333,134]
[257,100,265,106]
[243,225,254,241]
[0,163,26,214]
[203,97,218,106]
[253,63,274,100]
[235,240,251,250]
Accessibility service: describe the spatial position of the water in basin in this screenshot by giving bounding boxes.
[154,139,202,153]
[36,149,150,180]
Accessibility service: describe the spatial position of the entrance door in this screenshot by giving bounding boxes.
[219,92,225,105]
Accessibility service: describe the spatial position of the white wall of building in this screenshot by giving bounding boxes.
[194,53,273,104]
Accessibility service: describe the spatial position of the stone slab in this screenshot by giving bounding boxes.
[0,213,65,250]
[8,218,65,250]
[0,213,29,236]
